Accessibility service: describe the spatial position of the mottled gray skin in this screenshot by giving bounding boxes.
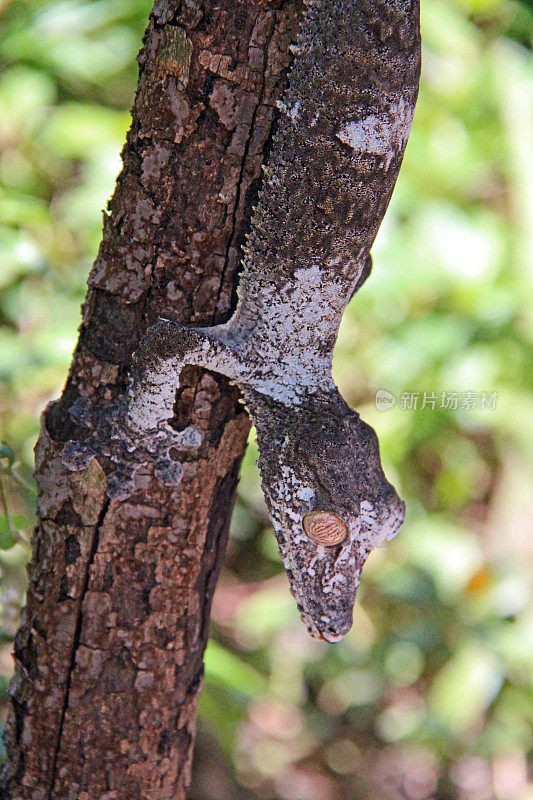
[125,0,421,641]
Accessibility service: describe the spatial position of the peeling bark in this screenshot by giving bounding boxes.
[1,2,303,798]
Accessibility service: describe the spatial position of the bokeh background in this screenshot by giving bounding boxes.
[1,0,532,798]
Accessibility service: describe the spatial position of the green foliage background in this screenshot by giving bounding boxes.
[0,1,532,798]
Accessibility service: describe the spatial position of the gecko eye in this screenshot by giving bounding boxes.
[303,511,348,546]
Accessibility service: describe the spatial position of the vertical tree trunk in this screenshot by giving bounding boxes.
[1,2,302,797]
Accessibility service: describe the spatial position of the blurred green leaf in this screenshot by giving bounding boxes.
[430,644,504,732]
[204,641,267,698]
[0,516,27,550]
[39,103,129,159]
[0,521,16,550]
[0,444,15,468]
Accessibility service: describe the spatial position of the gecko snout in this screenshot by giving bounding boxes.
[306,581,360,644]
[319,618,353,643]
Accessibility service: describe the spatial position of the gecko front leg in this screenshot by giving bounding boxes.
[62,320,240,500]
[125,319,244,434]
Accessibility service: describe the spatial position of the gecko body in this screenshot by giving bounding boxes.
[116,0,421,641]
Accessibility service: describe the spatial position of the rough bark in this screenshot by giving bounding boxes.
[1,2,303,798]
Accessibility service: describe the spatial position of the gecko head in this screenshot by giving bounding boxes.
[250,388,405,643]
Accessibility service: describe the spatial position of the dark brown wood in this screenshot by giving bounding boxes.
[0,2,303,798]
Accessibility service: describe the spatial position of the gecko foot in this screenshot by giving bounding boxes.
[61,395,202,501]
